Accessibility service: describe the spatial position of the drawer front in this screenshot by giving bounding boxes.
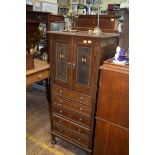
[52,95,91,116]
[52,114,90,138]
[26,69,50,85]
[52,124,89,148]
[51,85,92,106]
[52,104,91,128]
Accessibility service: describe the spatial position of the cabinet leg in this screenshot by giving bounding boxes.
[51,135,56,145]
[85,151,92,155]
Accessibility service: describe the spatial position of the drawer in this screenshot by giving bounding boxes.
[51,95,91,116]
[52,104,91,128]
[52,124,89,148]
[52,114,90,138]
[51,85,92,106]
[26,69,50,85]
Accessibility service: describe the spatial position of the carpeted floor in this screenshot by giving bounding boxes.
[26,87,86,155]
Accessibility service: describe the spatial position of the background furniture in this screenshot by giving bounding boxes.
[26,59,50,86]
[47,31,119,154]
[93,59,129,155]
[107,8,129,52]
[26,59,50,102]
[73,15,120,33]
[26,4,64,62]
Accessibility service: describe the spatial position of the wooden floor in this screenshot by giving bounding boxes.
[26,87,86,155]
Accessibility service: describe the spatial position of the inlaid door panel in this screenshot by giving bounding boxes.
[72,37,98,95]
[51,35,72,88]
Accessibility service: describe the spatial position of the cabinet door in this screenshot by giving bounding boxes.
[93,119,129,155]
[72,37,98,95]
[51,35,72,88]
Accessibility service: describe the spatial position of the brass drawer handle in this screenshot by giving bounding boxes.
[59,53,64,59]
[81,57,87,64]
[83,40,87,44]
[88,40,92,44]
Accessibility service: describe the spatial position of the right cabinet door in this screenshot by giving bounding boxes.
[72,37,98,95]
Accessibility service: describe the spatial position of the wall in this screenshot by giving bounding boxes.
[30,0,127,12]
[101,0,127,10]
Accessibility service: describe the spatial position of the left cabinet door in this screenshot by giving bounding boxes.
[51,35,72,89]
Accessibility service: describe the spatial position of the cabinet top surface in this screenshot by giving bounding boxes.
[47,31,119,39]
[100,58,129,74]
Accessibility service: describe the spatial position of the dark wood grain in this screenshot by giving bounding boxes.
[93,59,129,155]
[48,32,119,154]
[93,119,129,155]
[73,15,120,33]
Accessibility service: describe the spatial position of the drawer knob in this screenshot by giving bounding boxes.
[59,110,62,114]
[80,97,83,100]
[68,62,71,68]
[79,107,82,111]
[59,90,62,94]
[111,18,114,22]
[78,128,81,133]
[38,74,42,79]
[77,138,81,141]
[72,63,76,69]
[79,118,82,122]
[59,120,62,123]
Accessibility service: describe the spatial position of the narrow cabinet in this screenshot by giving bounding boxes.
[47,31,119,155]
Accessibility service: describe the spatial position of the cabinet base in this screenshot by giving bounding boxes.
[51,132,92,155]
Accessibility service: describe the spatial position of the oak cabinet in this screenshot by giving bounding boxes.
[47,31,119,154]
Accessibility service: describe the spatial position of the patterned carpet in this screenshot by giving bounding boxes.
[26,87,86,155]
